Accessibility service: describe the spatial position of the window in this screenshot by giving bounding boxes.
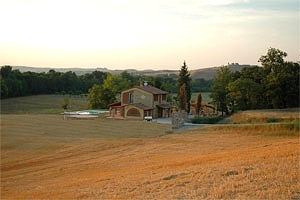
[154,95,158,101]
[162,94,166,101]
[129,93,133,103]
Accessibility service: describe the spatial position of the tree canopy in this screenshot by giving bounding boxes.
[87,84,117,109]
[210,66,233,115]
[211,47,299,113]
[0,66,107,98]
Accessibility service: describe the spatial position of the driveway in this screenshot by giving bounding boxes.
[154,117,172,124]
[154,118,203,131]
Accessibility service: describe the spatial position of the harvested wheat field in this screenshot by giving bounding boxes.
[227,108,300,124]
[1,114,300,199]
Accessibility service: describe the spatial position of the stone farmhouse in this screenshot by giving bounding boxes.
[108,84,171,120]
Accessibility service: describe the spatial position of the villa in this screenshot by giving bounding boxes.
[109,84,171,120]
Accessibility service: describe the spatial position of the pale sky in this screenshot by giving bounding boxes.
[0,0,299,70]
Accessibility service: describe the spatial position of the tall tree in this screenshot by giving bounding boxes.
[179,83,187,111]
[196,93,202,116]
[178,61,191,113]
[1,65,12,78]
[258,48,287,73]
[88,84,117,109]
[283,62,300,107]
[227,78,262,110]
[211,66,233,116]
[1,79,8,98]
[259,48,299,108]
[103,74,130,95]
[87,84,103,109]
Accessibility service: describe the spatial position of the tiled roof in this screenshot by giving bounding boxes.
[129,103,153,110]
[108,101,121,107]
[134,85,168,95]
[156,103,171,109]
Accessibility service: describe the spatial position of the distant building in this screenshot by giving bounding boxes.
[109,84,171,120]
[190,101,216,116]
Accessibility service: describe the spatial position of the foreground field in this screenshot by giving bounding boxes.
[1,114,299,199]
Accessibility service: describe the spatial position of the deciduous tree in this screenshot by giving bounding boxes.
[211,66,233,115]
[259,48,300,108]
[88,84,117,109]
[227,78,262,110]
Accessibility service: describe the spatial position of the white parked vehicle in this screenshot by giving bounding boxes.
[144,116,153,122]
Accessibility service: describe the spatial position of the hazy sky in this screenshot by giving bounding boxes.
[0,0,299,70]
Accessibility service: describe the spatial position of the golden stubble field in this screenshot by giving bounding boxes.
[1,114,300,199]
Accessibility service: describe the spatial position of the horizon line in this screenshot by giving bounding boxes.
[1,63,260,71]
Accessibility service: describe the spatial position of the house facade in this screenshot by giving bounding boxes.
[109,85,171,120]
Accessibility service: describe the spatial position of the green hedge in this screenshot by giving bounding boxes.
[266,118,281,123]
[191,116,223,124]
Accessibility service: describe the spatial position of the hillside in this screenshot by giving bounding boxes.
[10,64,257,80]
[190,64,255,80]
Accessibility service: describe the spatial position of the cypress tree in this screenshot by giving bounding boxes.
[179,83,187,111]
[196,93,202,116]
[178,61,191,113]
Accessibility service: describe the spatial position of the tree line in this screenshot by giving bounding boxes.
[0,66,107,98]
[0,65,211,100]
[211,48,299,115]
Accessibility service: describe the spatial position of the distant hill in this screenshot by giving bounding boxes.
[190,64,257,80]
[9,64,258,80]
[10,66,180,76]
[10,66,108,76]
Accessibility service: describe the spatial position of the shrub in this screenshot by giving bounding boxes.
[266,118,280,123]
[284,120,300,131]
[191,116,223,124]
